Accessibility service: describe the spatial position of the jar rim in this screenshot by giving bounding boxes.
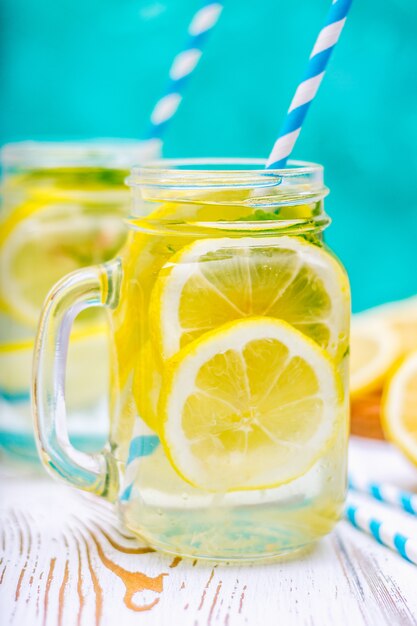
[128,158,324,190]
[1,139,161,169]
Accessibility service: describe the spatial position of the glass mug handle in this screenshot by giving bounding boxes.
[33,260,121,500]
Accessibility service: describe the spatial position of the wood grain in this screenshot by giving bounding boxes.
[1,439,417,626]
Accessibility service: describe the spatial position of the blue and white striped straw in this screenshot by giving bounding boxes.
[345,504,417,566]
[266,0,353,169]
[349,476,417,517]
[147,1,223,141]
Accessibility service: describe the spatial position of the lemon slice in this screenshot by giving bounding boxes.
[382,350,417,466]
[0,326,109,409]
[114,199,252,387]
[160,317,342,491]
[151,236,350,361]
[350,319,400,398]
[356,296,417,356]
[132,341,162,430]
[0,340,33,401]
[0,199,126,327]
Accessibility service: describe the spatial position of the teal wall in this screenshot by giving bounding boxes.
[1,1,417,312]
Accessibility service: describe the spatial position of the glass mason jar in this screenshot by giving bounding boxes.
[33,159,350,561]
[0,139,160,461]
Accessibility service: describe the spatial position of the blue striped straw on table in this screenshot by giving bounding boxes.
[146,1,223,141]
[349,476,417,516]
[345,503,417,566]
[266,0,353,169]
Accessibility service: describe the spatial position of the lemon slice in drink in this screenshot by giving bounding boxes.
[160,317,342,491]
[151,236,350,360]
[132,341,162,431]
[350,318,400,398]
[114,198,255,386]
[0,326,108,409]
[0,199,126,327]
[382,350,417,466]
[0,341,33,401]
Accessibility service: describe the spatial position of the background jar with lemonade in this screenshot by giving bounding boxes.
[0,139,160,460]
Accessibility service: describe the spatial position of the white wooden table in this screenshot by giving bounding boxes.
[1,437,417,626]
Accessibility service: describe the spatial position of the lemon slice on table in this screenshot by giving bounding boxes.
[151,236,350,361]
[350,318,400,398]
[382,350,417,466]
[0,200,126,327]
[160,317,342,492]
[357,296,417,357]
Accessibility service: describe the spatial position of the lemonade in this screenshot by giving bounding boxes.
[0,140,159,459]
[108,160,351,559]
[33,160,350,560]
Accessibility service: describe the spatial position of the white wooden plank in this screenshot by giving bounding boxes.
[1,439,417,626]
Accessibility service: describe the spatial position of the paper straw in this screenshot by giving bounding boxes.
[349,476,417,516]
[146,1,223,141]
[266,0,353,169]
[345,504,417,566]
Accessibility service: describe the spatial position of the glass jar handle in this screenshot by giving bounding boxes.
[33,260,121,500]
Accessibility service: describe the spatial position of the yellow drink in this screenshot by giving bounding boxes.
[0,140,159,459]
[33,159,350,561]
[109,162,350,559]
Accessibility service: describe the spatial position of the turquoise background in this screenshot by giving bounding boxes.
[1,0,417,312]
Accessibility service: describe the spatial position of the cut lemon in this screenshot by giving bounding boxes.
[151,236,350,361]
[350,318,400,398]
[160,317,342,492]
[356,296,417,356]
[0,198,126,327]
[382,350,417,466]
